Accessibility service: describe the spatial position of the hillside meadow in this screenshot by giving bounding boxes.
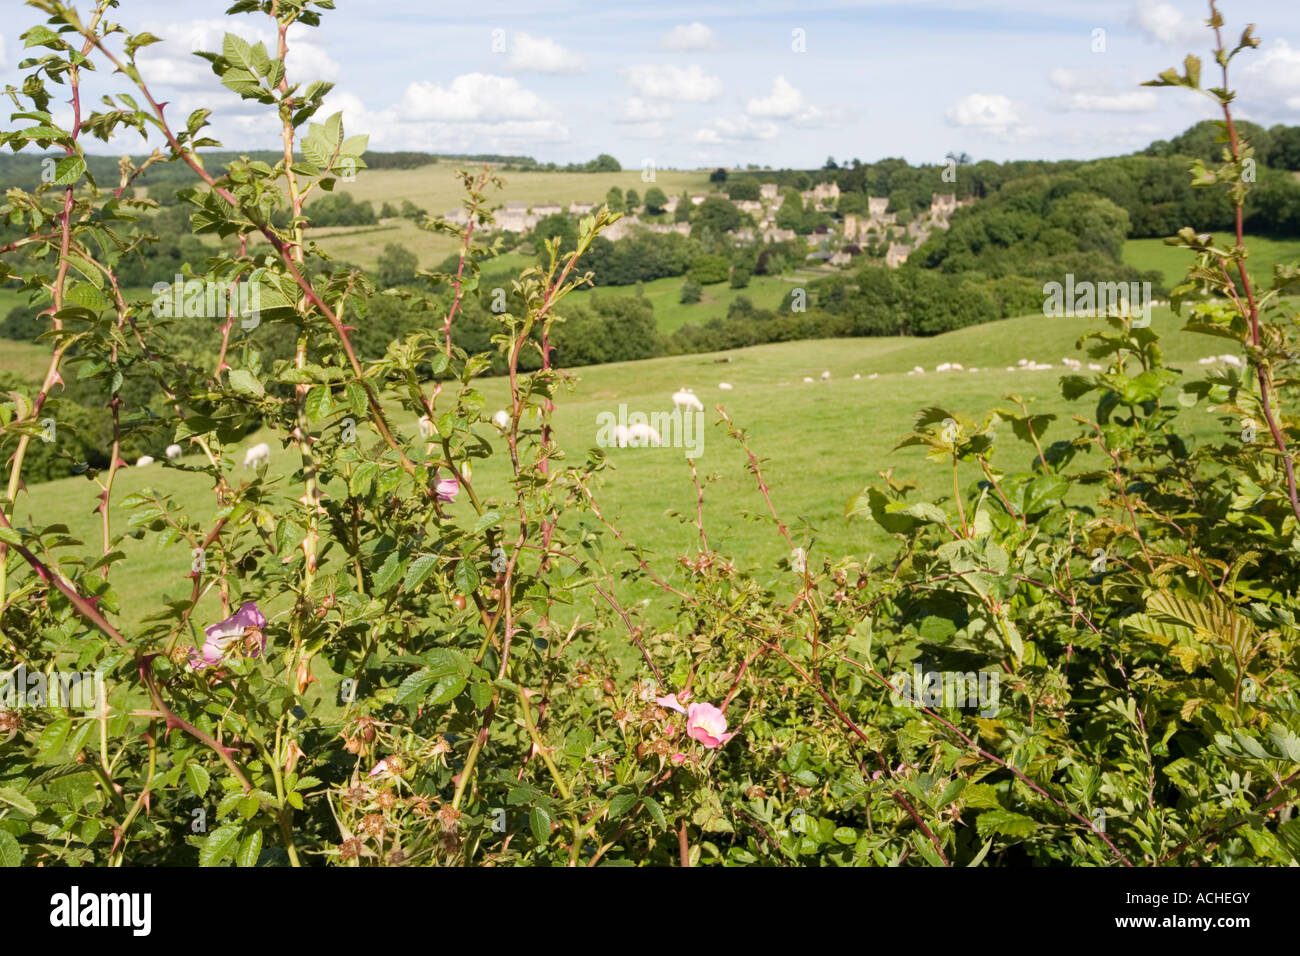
[9,306,1236,643]
[254,166,716,269]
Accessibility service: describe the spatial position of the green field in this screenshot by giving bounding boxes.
[565,273,796,334]
[1124,235,1300,289]
[291,166,716,270]
[7,305,1242,636]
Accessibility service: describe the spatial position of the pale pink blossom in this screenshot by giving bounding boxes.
[656,693,687,714]
[686,702,736,749]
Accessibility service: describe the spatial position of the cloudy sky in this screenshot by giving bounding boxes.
[5,0,1299,168]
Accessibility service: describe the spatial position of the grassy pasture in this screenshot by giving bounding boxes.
[7,306,1243,640]
[1123,235,1300,290]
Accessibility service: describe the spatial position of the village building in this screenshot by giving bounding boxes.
[532,202,562,217]
[886,242,912,268]
[759,183,779,200]
[645,221,691,236]
[763,227,797,243]
[569,201,596,215]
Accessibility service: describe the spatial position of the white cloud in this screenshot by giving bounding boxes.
[694,114,780,143]
[136,18,338,89]
[746,76,804,118]
[322,89,568,152]
[945,93,1029,138]
[1242,39,1300,117]
[614,97,673,123]
[1049,69,1159,112]
[507,32,584,75]
[396,73,554,123]
[661,23,716,52]
[1129,0,1204,46]
[623,64,722,102]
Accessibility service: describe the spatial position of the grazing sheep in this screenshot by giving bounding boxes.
[868,373,878,380]
[936,363,951,373]
[492,409,510,430]
[1220,354,1243,368]
[1006,366,1017,372]
[135,455,154,468]
[672,388,704,412]
[820,370,831,381]
[1198,356,1217,365]
[418,415,435,439]
[852,373,861,380]
[718,382,733,390]
[165,444,182,460]
[803,376,814,383]
[912,366,925,375]
[243,442,271,470]
[626,422,661,446]
[1088,363,1103,371]
[1017,359,1030,367]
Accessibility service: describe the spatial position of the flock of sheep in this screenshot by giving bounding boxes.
[125,353,1249,467]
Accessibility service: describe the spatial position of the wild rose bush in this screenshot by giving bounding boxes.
[0,0,1298,866]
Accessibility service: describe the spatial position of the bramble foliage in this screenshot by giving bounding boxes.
[0,0,1297,868]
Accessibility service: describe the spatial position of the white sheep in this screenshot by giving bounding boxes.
[672,388,704,412]
[718,382,733,390]
[951,363,964,371]
[912,366,925,375]
[626,422,661,446]
[868,373,878,380]
[1088,363,1103,371]
[820,370,831,381]
[936,363,951,373]
[803,376,814,383]
[852,373,861,380]
[165,444,182,460]
[1017,358,1030,367]
[243,442,271,470]
[1220,354,1244,368]
[135,455,154,468]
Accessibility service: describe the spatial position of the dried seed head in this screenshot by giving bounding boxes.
[377,792,397,811]
[387,848,406,866]
[436,804,462,832]
[0,711,22,734]
[359,813,386,837]
[339,838,362,861]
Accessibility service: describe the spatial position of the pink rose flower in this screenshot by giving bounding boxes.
[656,693,687,714]
[671,753,688,764]
[189,601,266,670]
[686,701,736,749]
[434,470,459,503]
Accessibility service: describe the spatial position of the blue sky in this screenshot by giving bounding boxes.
[5,0,1299,167]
